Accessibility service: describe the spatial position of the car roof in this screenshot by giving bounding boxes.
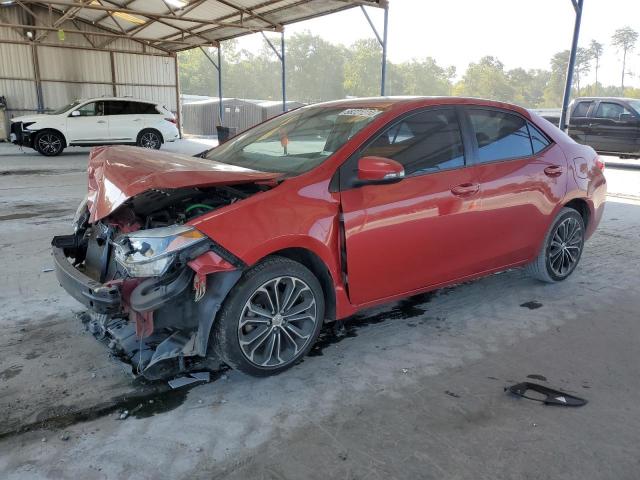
[572,97,638,102]
[309,96,532,117]
[78,97,161,105]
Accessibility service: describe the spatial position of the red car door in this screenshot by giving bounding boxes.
[464,108,568,271]
[339,107,483,306]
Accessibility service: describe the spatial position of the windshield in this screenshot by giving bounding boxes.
[51,100,82,115]
[205,105,388,175]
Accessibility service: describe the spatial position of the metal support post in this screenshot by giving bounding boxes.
[560,0,584,131]
[261,30,286,111]
[200,44,224,125]
[360,3,389,96]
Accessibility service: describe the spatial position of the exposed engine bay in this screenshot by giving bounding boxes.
[52,184,266,379]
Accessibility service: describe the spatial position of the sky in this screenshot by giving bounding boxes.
[234,0,640,88]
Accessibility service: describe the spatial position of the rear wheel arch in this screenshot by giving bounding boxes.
[137,128,163,147]
[563,198,590,229]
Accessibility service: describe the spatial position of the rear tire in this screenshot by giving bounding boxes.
[526,207,585,283]
[137,129,162,150]
[34,130,65,156]
[212,256,325,377]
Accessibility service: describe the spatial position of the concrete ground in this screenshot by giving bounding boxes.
[0,141,639,479]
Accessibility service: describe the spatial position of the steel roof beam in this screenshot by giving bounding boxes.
[0,21,197,45]
[214,0,280,28]
[19,0,275,30]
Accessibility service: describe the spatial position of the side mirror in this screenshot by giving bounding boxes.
[70,110,80,117]
[619,113,635,123]
[357,156,405,185]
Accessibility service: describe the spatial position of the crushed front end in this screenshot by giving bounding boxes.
[51,185,258,380]
[10,121,35,148]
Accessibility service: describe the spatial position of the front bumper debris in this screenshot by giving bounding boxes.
[52,246,120,313]
[53,245,242,380]
[10,121,34,147]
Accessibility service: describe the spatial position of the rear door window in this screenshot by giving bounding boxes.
[571,101,593,118]
[360,108,465,175]
[104,101,127,116]
[126,102,158,114]
[468,109,533,162]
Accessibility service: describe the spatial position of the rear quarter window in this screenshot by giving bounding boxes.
[527,123,551,153]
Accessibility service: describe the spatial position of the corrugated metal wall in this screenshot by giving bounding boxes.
[0,5,178,118]
[182,99,304,135]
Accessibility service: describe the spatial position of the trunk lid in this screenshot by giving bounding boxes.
[87,145,280,222]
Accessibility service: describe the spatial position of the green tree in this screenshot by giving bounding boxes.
[573,47,592,96]
[454,56,514,102]
[285,32,346,102]
[178,48,217,96]
[391,57,454,96]
[589,39,604,94]
[507,68,549,107]
[343,38,382,97]
[611,26,639,91]
[543,50,570,107]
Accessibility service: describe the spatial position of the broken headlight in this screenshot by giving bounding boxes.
[114,225,206,277]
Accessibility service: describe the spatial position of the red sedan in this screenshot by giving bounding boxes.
[52,97,606,379]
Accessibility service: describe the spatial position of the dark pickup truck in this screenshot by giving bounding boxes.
[566,97,640,158]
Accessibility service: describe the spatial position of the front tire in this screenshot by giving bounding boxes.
[34,131,65,156]
[526,207,585,283]
[137,129,162,149]
[212,256,325,377]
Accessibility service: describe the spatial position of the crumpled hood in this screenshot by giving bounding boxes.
[87,145,280,222]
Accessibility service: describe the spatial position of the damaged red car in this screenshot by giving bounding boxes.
[52,97,606,379]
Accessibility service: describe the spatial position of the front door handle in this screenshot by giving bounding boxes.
[97,120,106,124]
[451,182,479,197]
[544,165,563,177]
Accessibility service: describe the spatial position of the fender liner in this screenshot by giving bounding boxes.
[193,270,242,356]
[139,269,242,379]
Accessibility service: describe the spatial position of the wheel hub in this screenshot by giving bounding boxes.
[271,314,284,327]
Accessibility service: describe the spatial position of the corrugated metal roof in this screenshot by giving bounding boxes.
[6,1,384,53]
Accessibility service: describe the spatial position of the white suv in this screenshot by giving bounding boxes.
[10,97,180,156]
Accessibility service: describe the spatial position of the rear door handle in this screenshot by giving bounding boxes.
[544,165,563,177]
[451,183,479,197]
[97,120,106,124]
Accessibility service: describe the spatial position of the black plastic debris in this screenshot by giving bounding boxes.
[520,301,543,310]
[505,382,587,407]
[168,371,210,389]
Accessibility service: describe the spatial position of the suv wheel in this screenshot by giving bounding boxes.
[137,129,162,149]
[212,256,325,377]
[35,131,65,156]
[526,207,585,283]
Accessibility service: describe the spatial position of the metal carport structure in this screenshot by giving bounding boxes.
[0,0,584,131]
[0,0,388,133]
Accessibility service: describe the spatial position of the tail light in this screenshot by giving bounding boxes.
[595,156,605,171]
[164,117,176,124]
